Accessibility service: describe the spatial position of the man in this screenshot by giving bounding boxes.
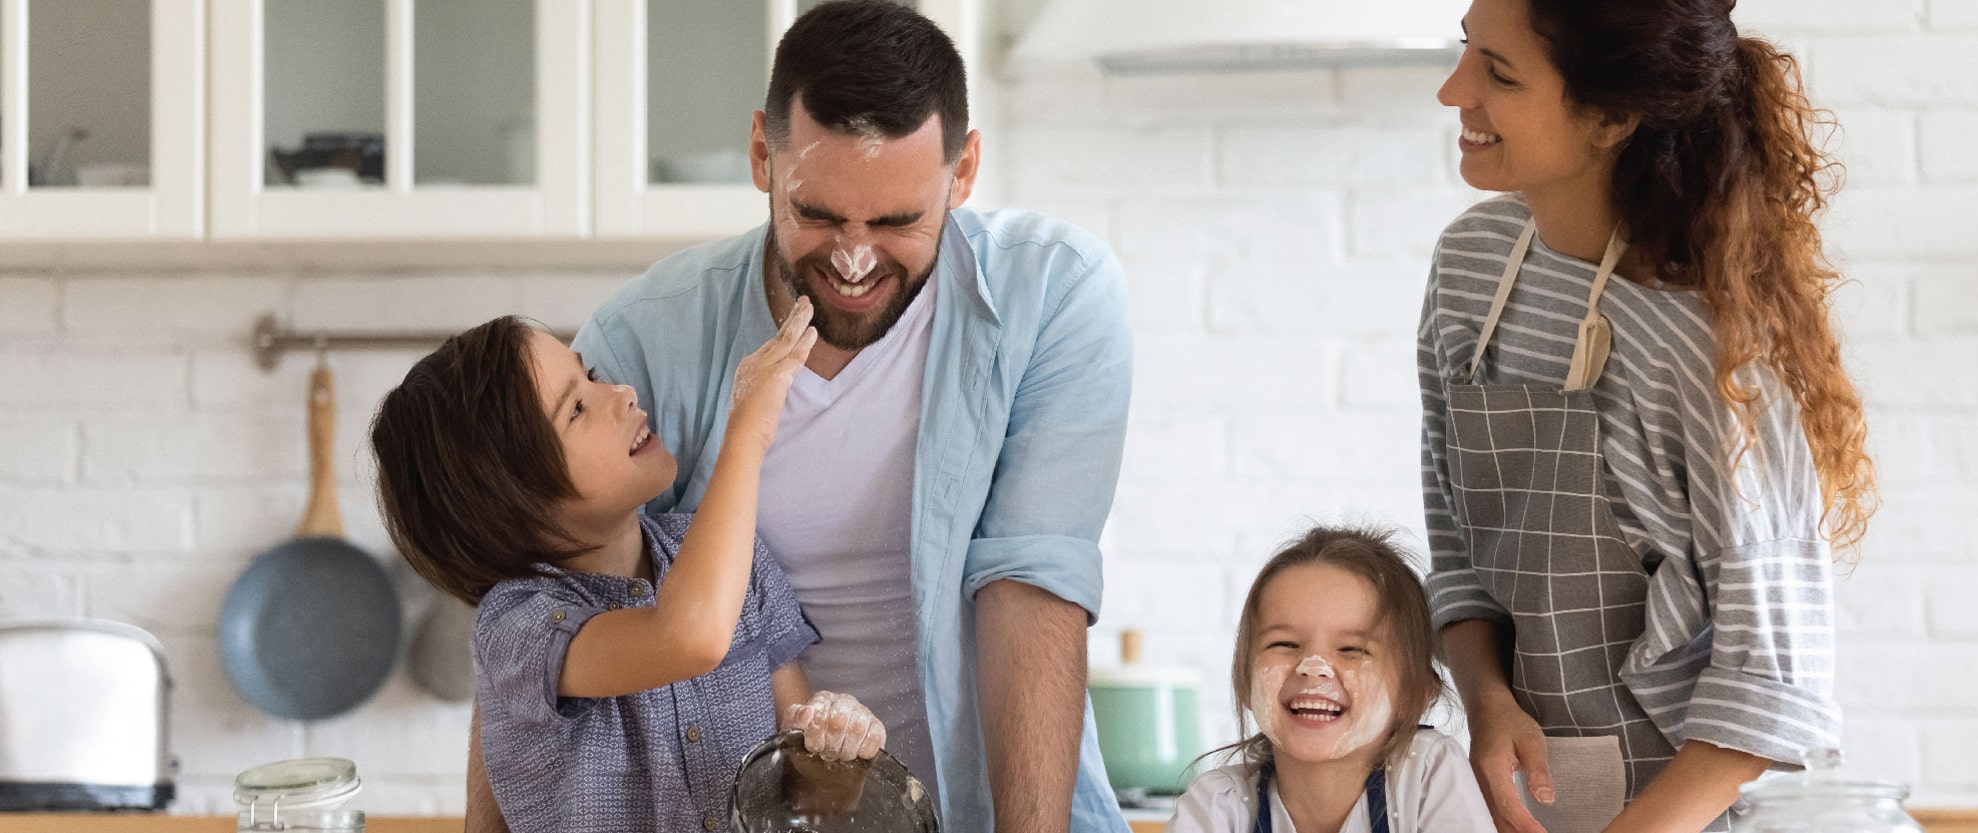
[466,2,1133,831]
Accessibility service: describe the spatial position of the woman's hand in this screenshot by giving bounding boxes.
[1467,691,1554,833]
[787,690,887,762]
[728,296,817,449]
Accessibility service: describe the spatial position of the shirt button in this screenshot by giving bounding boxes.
[629,582,647,596]
[550,610,565,623]
[702,815,718,831]
[686,726,702,743]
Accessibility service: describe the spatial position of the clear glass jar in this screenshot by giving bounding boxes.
[234,757,365,832]
[1732,749,1922,833]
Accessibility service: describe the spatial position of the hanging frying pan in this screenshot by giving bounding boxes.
[218,362,401,720]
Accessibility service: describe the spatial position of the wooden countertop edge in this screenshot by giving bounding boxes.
[8,811,1974,832]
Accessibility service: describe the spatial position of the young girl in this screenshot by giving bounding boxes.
[1421,1,1875,831]
[370,299,886,833]
[1168,526,1493,833]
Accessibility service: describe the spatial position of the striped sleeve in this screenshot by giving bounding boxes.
[1418,243,1510,630]
[1676,364,1840,765]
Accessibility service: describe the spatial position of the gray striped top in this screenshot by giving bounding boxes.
[1418,195,1840,767]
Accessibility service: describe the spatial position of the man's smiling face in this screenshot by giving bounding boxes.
[751,98,976,350]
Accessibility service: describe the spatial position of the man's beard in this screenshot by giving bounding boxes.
[767,224,940,351]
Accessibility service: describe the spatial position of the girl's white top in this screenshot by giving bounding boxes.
[1166,729,1494,833]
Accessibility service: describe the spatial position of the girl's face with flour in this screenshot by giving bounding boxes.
[1248,563,1403,767]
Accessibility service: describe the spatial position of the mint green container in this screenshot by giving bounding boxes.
[1088,631,1203,796]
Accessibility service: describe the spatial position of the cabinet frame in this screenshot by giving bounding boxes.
[0,0,204,239]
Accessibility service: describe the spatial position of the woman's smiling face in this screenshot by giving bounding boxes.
[1247,563,1402,765]
[1436,0,1630,198]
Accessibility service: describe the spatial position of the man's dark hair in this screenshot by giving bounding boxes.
[764,0,969,163]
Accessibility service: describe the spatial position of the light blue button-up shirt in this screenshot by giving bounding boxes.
[573,207,1134,833]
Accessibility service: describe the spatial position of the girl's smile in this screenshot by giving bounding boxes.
[1249,563,1402,765]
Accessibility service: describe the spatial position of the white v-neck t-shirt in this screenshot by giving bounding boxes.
[755,279,939,798]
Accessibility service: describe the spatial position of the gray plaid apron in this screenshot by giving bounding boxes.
[1445,220,1678,804]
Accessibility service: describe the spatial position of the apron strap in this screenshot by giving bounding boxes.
[1466,220,1629,391]
[1251,763,1391,833]
[1466,223,1536,385]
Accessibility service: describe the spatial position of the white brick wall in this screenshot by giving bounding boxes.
[0,0,1973,816]
[1006,0,1978,810]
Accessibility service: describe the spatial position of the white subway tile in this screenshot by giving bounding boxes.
[1117,194,1347,265]
[1913,269,1978,335]
[1839,718,1923,789]
[1919,720,1978,789]
[1220,126,1448,188]
[1347,187,1487,259]
[516,273,639,333]
[1869,413,1978,489]
[0,416,76,484]
[1739,0,1924,34]
[1856,490,1975,564]
[1017,197,1116,247]
[153,630,307,779]
[1805,36,1978,106]
[1929,0,1978,29]
[1008,126,1216,194]
[1836,640,1978,710]
[291,275,521,333]
[1923,566,1978,636]
[0,350,186,410]
[1919,111,1978,181]
[61,276,285,346]
[0,276,58,336]
[1829,263,1912,338]
[1002,64,1110,128]
[304,677,474,777]
[1120,254,1210,334]
[1131,334,1336,407]
[82,561,244,634]
[1208,261,1426,337]
[191,485,310,555]
[1340,339,1424,409]
[1828,108,1918,187]
[1828,187,1978,259]
[1121,411,1229,481]
[1336,67,1460,117]
[80,414,306,486]
[0,487,192,554]
[1104,559,1237,630]
[1229,411,1419,488]
[1834,566,1927,639]
[0,563,84,618]
[1106,69,1339,126]
[1850,338,1978,406]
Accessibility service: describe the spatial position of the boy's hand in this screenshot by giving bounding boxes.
[729,297,817,448]
[787,690,887,762]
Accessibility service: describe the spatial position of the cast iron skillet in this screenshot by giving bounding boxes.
[218,363,400,720]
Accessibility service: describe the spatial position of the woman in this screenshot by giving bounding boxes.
[1417,0,1877,831]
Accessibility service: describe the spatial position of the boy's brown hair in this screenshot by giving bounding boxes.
[369,316,591,604]
[1221,525,1446,770]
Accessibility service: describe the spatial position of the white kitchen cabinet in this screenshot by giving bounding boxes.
[0,0,204,239]
[593,0,981,239]
[206,0,589,238]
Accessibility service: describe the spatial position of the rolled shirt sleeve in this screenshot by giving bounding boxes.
[959,242,1131,623]
[749,533,821,671]
[474,586,607,725]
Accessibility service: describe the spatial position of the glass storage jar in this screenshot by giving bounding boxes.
[234,757,365,832]
[1732,749,1922,833]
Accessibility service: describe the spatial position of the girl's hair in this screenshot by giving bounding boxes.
[1526,0,1876,550]
[370,316,592,604]
[1217,525,1445,771]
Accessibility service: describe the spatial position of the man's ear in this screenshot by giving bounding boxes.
[946,130,983,209]
[750,111,774,193]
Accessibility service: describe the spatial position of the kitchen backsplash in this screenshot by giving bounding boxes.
[2,0,1976,815]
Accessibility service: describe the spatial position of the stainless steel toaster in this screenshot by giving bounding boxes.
[0,618,176,811]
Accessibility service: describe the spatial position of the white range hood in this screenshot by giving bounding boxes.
[1010,0,1467,75]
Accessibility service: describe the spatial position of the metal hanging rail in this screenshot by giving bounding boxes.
[251,313,577,371]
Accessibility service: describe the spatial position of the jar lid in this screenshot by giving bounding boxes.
[1739,748,1911,805]
[234,757,363,812]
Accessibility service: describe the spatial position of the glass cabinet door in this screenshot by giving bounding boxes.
[594,0,972,239]
[0,0,203,238]
[209,0,584,238]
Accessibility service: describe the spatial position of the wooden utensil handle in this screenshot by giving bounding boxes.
[297,364,345,537]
